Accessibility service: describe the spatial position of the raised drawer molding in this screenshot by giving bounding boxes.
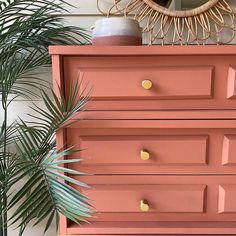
[227,66,236,99]
[49,46,236,236]
[78,135,208,165]
[219,185,236,213]
[83,184,206,214]
[76,66,213,100]
[222,135,236,165]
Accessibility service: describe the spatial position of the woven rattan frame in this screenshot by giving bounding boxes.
[97,0,236,45]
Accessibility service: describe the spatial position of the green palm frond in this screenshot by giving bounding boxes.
[0,0,90,50]
[29,81,91,131]
[0,0,92,235]
[0,124,18,222]
[0,123,17,148]
[0,122,18,183]
[7,82,92,233]
[0,0,90,103]
[0,49,50,104]
[9,146,92,230]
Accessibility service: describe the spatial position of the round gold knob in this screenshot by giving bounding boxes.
[140,149,150,161]
[140,199,150,212]
[142,80,153,90]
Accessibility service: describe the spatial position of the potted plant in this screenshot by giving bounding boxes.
[0,0,92,235]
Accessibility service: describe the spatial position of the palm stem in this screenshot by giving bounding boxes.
[0,208,3,236]
[1,108,8,236]
[3,193,7,236]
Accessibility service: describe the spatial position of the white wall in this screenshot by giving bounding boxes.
[5,0,236,235]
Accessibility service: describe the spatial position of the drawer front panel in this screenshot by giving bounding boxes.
[75,175,236,222]
[67,120,236,174]
[63,55,236,110]
[78,135,207,165]
[83,185,206,213]
[77,67,213,100]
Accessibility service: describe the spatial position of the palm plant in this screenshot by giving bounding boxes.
[0,0,92,235]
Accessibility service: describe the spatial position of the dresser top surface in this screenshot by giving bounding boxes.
[49,45,236,56]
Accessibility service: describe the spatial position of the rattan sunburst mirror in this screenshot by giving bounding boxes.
[97,0,236,45]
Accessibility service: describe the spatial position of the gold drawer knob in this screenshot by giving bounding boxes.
[140,149,150,161]
[140,199,150,212]
[142,80,153,90]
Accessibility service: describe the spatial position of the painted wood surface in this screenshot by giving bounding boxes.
[60,47,236,110]
[66,124,236,174]
[59,235,236,236]
[72,176,236,223]
[77,135,208,165]
[77,66,213,99]
[66,222,236,235]
[52,46,236,236]
[49,45,236,55]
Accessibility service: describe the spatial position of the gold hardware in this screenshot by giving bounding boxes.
[140,149,150,161]
[142,80,153,90]
[140,199,150,212]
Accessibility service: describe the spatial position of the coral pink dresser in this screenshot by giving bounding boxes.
[49,45,236,236]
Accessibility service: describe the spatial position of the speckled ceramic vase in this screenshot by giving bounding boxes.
[91,18,142,46]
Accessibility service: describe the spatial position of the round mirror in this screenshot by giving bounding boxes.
[143,0,221,17]
[154,0,209,9]
[154,0,172,7]
[97,0,236,45]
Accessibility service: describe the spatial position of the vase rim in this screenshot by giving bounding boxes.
[95,17,139,25]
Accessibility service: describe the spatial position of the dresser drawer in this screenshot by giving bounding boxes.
[67,120,236,174]
[84,184,206,214]
[76,135,208,165]
[76,66,213,100]
[75,175,236,222]
[63,55,236,110]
